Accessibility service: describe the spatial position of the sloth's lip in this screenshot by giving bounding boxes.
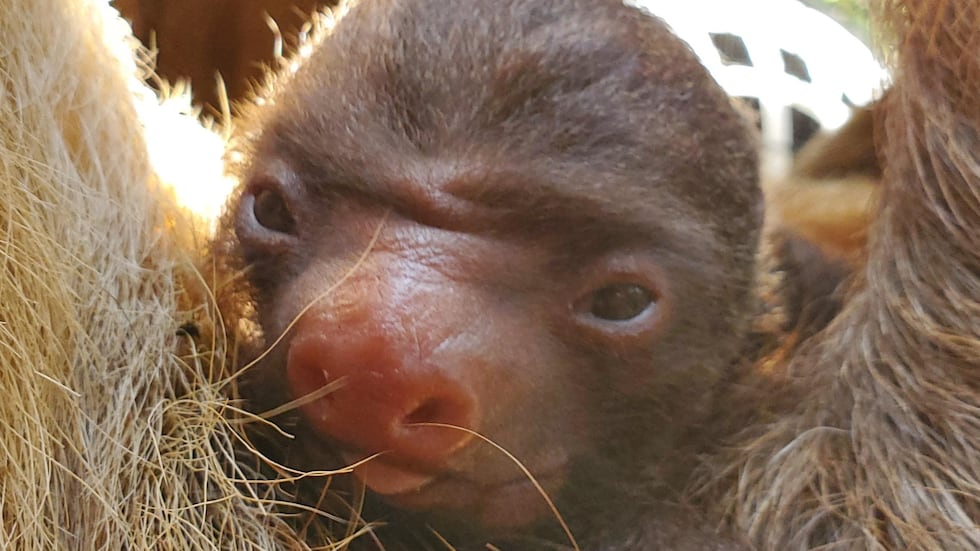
[339,450,569,529]
[384,465,569,529]
[340,451,439,495]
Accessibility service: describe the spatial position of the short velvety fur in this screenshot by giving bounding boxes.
[222,2,763,549]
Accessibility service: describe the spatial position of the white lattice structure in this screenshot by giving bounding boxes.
[632,0,888,179]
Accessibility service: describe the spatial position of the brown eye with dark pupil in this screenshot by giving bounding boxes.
[590,284,654,321]
[253,188,296,234]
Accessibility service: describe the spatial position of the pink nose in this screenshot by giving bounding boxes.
[286,327,477,464]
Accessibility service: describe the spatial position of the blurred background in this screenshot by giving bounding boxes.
[800,0,869,41]
[112,0,884,180]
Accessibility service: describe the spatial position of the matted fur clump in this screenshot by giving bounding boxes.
[0,0,313,549]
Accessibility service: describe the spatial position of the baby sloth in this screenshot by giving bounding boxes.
[228,0,766,548]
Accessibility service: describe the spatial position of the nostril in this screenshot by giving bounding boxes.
[403,397,456,427]
[394,393,476,459]
[289,356,333,400]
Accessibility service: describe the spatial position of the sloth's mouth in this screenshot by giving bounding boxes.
[339,450,569,529]
[341,451,438,495]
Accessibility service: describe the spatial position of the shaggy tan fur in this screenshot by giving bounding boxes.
[0,1,313,549]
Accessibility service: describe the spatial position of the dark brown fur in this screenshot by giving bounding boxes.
[222,1,764,548]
